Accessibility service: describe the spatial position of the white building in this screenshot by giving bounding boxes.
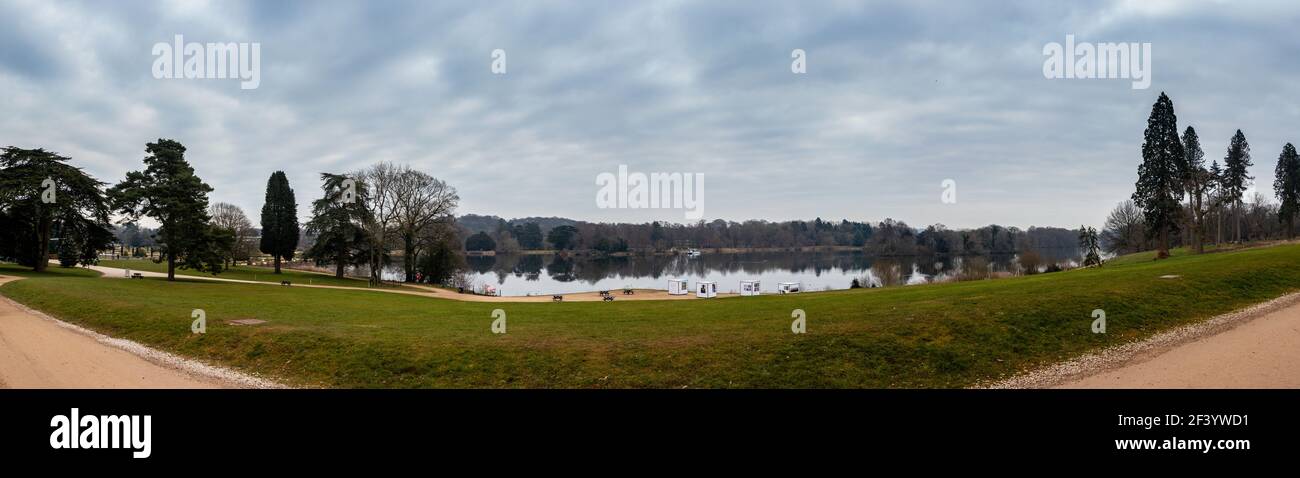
[696,280,717,298]
[667,279,689,295]
[739,280,761,296]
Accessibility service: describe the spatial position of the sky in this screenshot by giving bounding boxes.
[2,0,1299,230]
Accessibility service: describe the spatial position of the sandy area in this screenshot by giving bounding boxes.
[92,263,736,302]
[0,275,278,388]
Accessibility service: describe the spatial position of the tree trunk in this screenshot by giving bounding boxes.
[34,214,51,272]
[1235,201,1242,243]
[274,255,282,274]
[1216,206,1223,245]
[403,235,416,283]
[1192,195,1204,254]
[167,253,176,281]
[1157,228,1170,259]
[335,250,346,278]
[369,250,382,287]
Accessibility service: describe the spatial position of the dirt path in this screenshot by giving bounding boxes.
[0,275,279,389]
[1060,299,1300,388]
[989,292,1300,389]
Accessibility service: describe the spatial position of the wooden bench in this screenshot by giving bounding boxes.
[622,288,634,295]
[552,295,564,302]
[280,280,291,286]
[602,296,614,302]
[599,290,610,297]
[131,273,144,279]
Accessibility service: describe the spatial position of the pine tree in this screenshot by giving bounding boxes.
[1181,126,1209,253]
[1223,130,1253,243]
[108,139,228,280]
[1209,160,1225,245]
[1132,93,1184,259]
[1078,225,1102,267]
[1274,143,1300,239]
[304,173,372,277]
[259,171,300,274]
[0,147,114,271]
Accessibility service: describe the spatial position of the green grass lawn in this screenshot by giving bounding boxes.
[96,259,402,289]
[1103,242,1253,266]
[5,243,1300,388]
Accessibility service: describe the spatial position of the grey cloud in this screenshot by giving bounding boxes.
[1,0,1297,230]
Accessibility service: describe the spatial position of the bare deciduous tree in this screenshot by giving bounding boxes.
[355,163,401,286]
[351,163,458,284]
[1101,200,1147,255]
[209,202,254,267]
[388,166,459,282]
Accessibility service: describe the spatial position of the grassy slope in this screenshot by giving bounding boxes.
[4,243,1300,388]
[1104,244,1237,266]
[97,259,402,289]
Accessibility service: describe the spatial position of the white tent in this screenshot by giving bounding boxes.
[696,281,717,298]
[667,279,689,295]
[778,282,801,294]
[739,280,761,296]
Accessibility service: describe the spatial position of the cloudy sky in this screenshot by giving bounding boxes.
[2,0,1298,230]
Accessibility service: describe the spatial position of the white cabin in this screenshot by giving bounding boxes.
[696,280,717,298]
[777,282,801,294]
[667,279,689,295]
[739,280,761,296]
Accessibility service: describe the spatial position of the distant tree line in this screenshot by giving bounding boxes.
[458,214,1081,257]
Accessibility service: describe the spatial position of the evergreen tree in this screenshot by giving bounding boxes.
[0,147,114,271]
[1078,225,1102,267]
[259,171,300,274]
[417,234,461,284]
[547,225,579,250]
[464,231,496,251]
[108,139,228,280]
[1209,160,1225,244]
[1274,143,1300,238]
[1222,129,1253,243]
[304,173,372,277]
[1180,126,1210,253]
[513,222,544,250]
[1132,93,1184,258]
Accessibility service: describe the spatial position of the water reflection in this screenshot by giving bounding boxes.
[383,249,1079,296]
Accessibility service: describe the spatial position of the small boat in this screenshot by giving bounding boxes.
[686,249,701,257]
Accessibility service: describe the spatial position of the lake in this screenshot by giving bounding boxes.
[379,249,1081,296]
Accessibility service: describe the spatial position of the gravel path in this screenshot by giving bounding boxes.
[984,292,1300,389]
[0,275,283,389]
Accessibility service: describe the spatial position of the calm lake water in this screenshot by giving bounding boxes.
[380,249,1081,296]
